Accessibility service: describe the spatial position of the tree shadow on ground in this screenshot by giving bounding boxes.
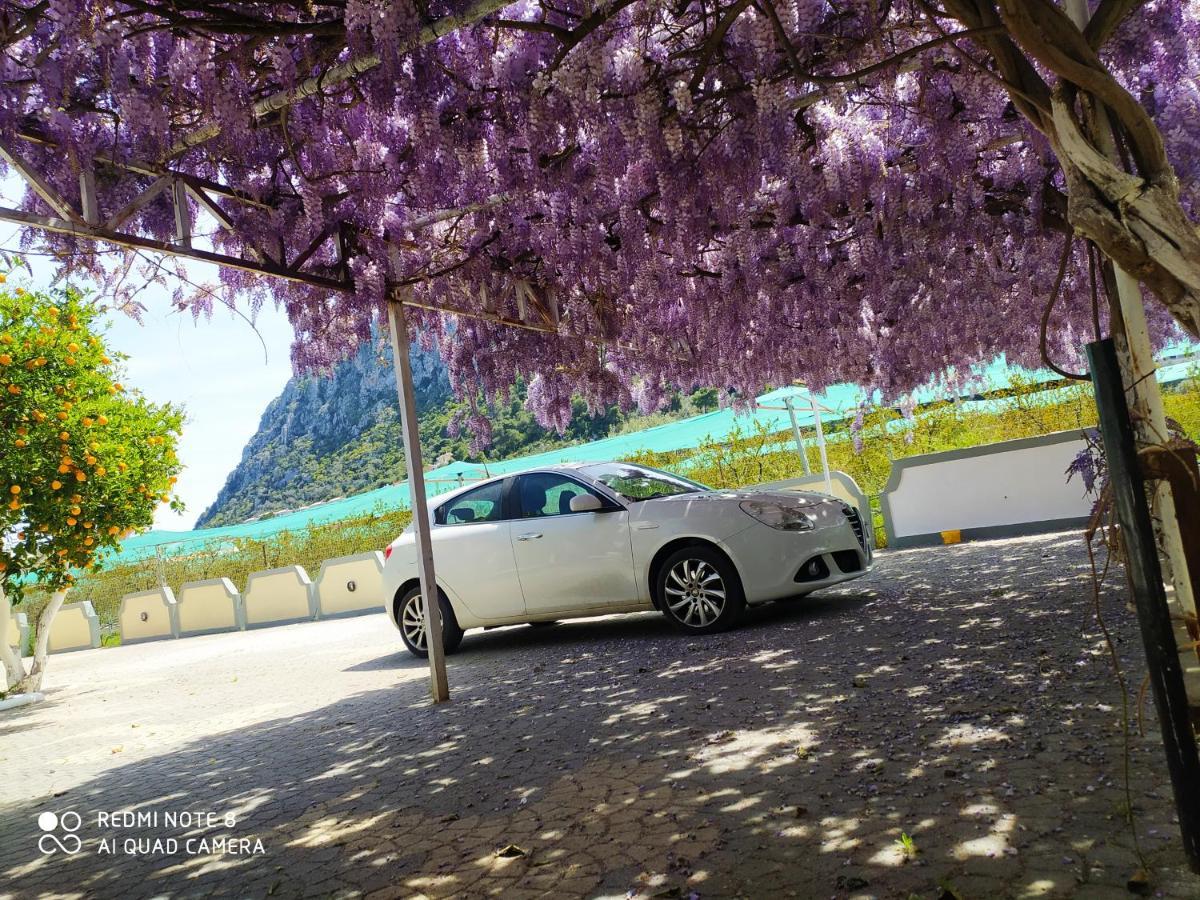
[1,533,1197,899]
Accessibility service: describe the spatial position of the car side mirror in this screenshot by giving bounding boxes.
[569,493,604,513]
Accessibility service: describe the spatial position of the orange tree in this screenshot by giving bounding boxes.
[0,280,182,694]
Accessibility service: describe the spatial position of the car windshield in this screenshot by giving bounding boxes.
[582,463,710,502]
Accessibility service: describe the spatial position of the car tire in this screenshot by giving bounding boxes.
[656,545,746,634]
[397,585,465,659]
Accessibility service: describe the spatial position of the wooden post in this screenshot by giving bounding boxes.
[387,289,450,703]
[1089,339,1200,873]
[79,167,99,226]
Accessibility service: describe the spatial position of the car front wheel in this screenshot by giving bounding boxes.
[656,546,745,633]
[397,586,465,658]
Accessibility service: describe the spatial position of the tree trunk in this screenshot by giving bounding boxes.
[0,584,28,692]
[13,589,68,695]
[0,639,24,692]
[990,0,1200,339]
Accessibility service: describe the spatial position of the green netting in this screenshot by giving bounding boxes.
[111,349,1198,564]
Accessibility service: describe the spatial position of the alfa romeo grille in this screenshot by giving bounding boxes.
[843,506,868,552]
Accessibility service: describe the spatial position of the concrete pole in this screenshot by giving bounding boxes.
[784,397,811,476]
[810,394,833,495]
[387,289,449,703]
[1064,0,1195,622]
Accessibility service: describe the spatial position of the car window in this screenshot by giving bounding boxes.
[581,463,708,502]
[436,480,505,525]
[516,473,601,518]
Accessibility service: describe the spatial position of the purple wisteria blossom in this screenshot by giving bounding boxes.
[0,2,1197,434]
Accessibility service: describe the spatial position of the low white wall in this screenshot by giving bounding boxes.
[119,587,179,644]
[177,578,244,636]
[880,430,1092,547]
[314,552,386,618]
[243,566,316,628]
[48,601,100,653]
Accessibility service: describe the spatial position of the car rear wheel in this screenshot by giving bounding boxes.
[656,546,745,633]
[397,586,464,658]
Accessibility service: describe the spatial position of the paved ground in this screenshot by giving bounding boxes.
[1,531,1198,899]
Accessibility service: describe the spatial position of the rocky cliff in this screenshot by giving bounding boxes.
[195,339,451,527]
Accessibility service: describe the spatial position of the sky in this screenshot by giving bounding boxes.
[1,174,300,530]
[100,295,297,531]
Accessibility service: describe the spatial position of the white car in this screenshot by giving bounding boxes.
[382,462,872,657]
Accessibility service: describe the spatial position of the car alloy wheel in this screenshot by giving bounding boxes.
[396,586,465,658]
[656,545,746,634]
[401,591,429,651]
[666,558,727,626]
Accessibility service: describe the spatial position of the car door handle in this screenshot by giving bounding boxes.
[516,532,543,541]
[633,523,659,530]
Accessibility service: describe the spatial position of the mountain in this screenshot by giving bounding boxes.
[196,341,722,529]
[194,339,452,527]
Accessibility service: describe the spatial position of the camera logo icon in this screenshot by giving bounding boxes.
[37,811,83,855]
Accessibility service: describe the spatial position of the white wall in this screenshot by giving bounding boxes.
[119,587,179,644]
[243,566,316,627]
[883,431,1091,545]
[177,578,243,636]
[47,601,100,653]
[314,552,385,618]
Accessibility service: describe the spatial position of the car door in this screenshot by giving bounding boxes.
[510,472,639,614]
[431,478,526,620]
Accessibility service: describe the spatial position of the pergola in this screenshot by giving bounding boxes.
[0,0,1191,717]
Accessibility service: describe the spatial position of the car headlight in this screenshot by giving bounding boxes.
[739,499,814,531]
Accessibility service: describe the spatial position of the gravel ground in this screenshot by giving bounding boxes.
[1,530,1198,899]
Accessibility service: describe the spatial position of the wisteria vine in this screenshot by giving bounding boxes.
[0,0,1197,436]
